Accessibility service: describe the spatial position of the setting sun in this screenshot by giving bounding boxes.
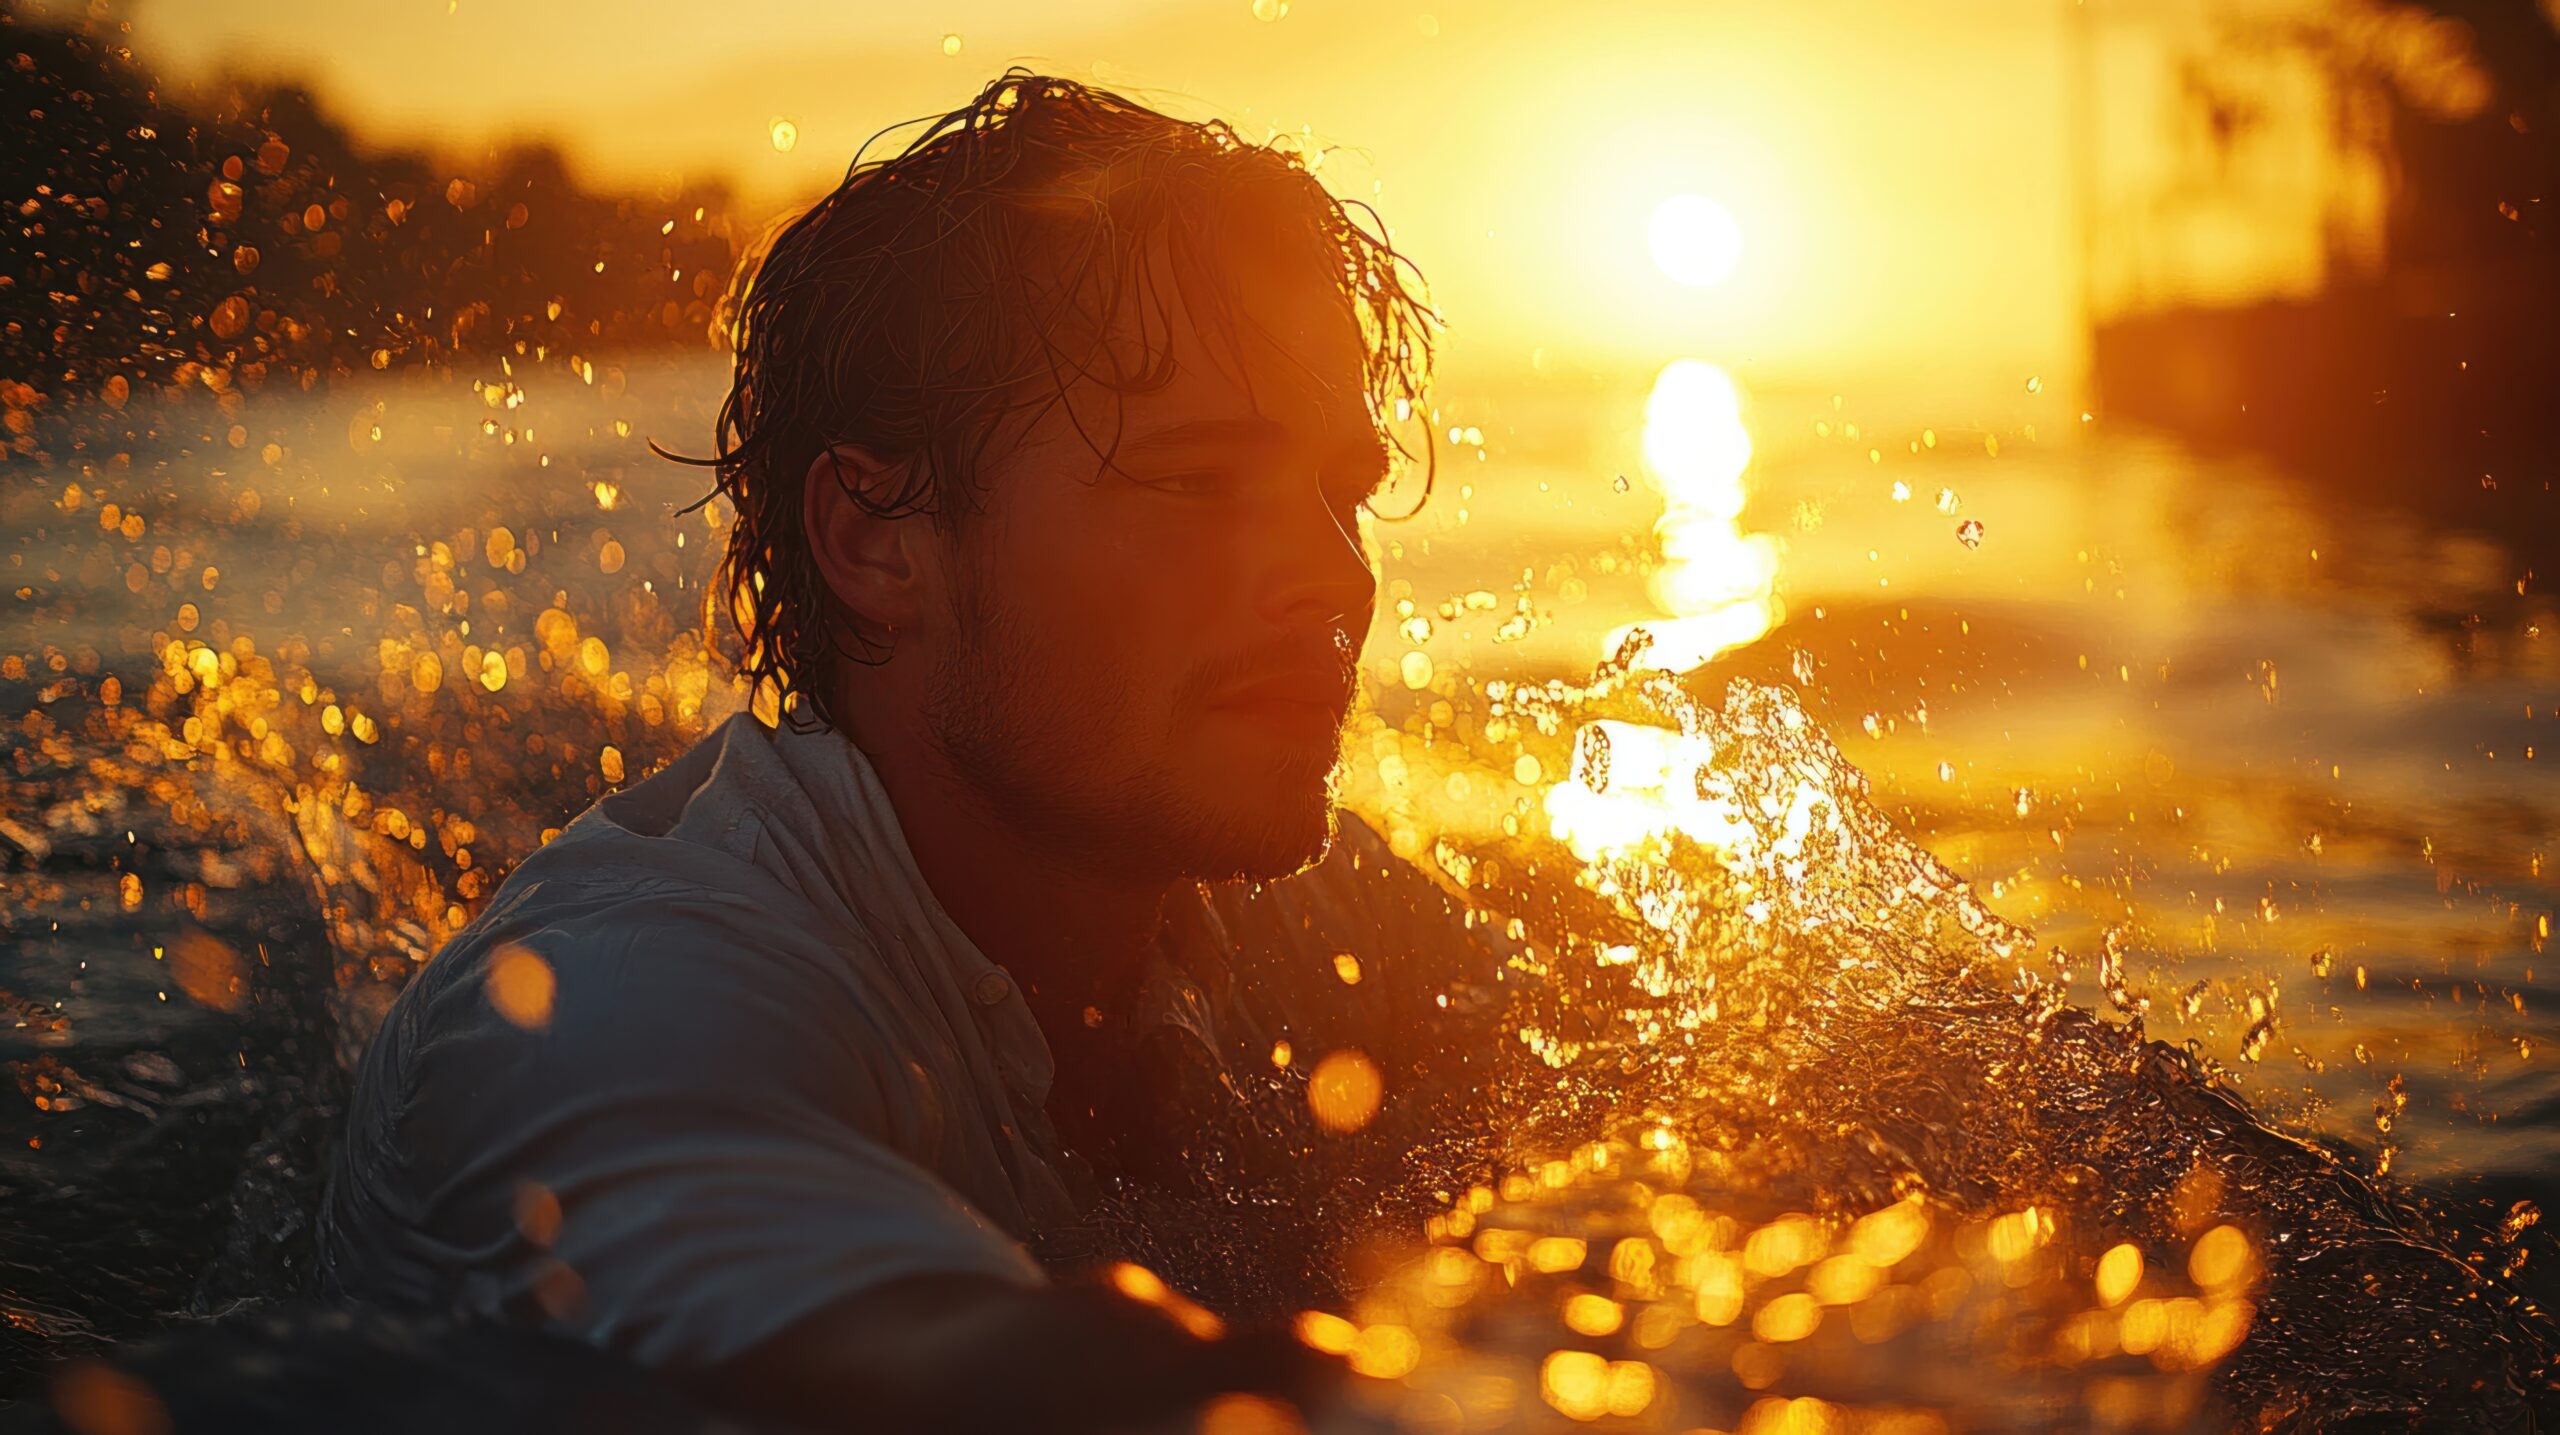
[1647,193,1744,287]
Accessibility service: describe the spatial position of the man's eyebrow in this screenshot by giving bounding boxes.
[1115,415,1291,455]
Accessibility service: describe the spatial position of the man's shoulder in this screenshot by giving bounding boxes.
[405,808,873,1037]
[364,758,862,1065]
[437,712,854,972]
[359,712,975,1086]
[474,805,808,948]
[345,806,907,1177]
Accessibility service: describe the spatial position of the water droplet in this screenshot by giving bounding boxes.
[486,944,556,1029]
[1306,1049,1381,1132]
[2095,1243,2143,1305]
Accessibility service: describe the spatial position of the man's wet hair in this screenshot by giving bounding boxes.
[670,70,1439,730]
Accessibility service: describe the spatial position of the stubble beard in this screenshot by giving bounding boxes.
[922,579,1346,886]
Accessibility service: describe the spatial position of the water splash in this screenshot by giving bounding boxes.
[1338,657,2556,1427]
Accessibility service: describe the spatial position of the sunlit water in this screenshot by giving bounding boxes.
[3,350,2553,1428]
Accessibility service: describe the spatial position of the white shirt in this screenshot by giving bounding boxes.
[319,712,1503,1367]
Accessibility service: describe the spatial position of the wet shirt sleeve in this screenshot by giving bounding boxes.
[323,880,1043,1371]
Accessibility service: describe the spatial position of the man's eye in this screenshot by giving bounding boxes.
[1141,471,1230,495]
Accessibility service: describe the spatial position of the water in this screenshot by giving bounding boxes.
[3,352,2554,1427]
[1362,377,2555,1195]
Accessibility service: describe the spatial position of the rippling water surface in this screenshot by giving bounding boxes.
[3,351,2554,1428]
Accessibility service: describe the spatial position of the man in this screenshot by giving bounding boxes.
[319,71,1512,1431]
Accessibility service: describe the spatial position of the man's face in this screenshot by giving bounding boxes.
[915,260,1386,882]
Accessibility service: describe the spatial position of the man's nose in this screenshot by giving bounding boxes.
[1261,483,1377,632]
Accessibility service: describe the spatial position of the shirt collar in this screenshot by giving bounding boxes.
[738,714,1060,1106]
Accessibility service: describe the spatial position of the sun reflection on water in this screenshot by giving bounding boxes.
[1554,357,1783,861]
[1600,360,1779,679]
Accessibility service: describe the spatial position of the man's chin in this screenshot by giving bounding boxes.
[1177,785,1341,883]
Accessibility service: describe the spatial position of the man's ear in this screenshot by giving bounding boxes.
[802,444,929,640]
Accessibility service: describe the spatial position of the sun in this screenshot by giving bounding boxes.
[1648,193,1744,288]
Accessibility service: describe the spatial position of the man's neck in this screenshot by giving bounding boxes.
[850,724,1171,1025]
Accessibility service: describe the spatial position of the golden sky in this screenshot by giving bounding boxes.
[114,0,2371,389]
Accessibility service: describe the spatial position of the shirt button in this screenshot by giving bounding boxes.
[970,970,1014,1007]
